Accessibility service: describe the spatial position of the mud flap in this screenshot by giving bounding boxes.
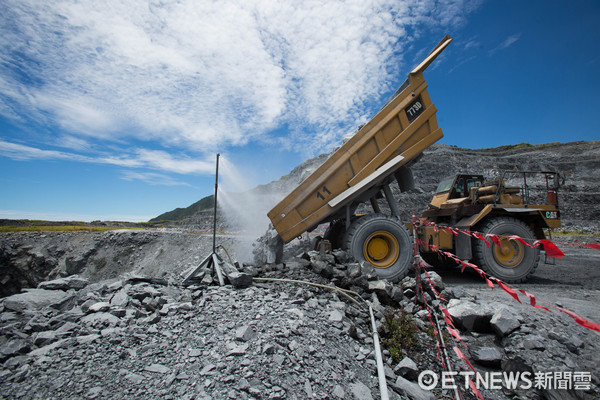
[455,228,472,260]
[394,166,415,192]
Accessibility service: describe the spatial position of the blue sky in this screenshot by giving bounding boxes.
[1,0,598,222]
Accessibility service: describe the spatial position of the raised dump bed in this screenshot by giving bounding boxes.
[268,36,452,281]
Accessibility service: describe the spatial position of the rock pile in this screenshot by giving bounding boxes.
[0,273,378,399]
[0,242,464,400]
[445,297,599,400]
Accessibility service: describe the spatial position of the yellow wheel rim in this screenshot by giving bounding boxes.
[492,237,524,268]
[363,230,399,268]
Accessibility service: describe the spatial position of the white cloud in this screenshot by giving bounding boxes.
[53,135,93,152]
[0,140,88,162]
[464,39,481,50]
[131,149,213,174]
[120,171,193,187]
[0,0,481,158]
[500,34,522,49]
[0,139,213,175]
[489,33,522,56]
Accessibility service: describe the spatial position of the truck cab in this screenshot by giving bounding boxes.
[429,174,485,210]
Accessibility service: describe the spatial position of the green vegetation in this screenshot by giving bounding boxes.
[93,257,107,270]
[381,308,420,363]
[553,229,600,238]
[482,141,585,152]
[150,194,214,222]
[0,226,143,233]
[426,325,450,344]
[482,142,536,152]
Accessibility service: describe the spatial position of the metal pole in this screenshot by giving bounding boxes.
[431,305,462,400]
[369,305,390,400]
[212,153,220,254]
[412,212,423,303]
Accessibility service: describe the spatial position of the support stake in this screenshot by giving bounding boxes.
[183,153,226,286]
[213,153,220,254]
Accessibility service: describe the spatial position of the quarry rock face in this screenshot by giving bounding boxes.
[0,231,238,297]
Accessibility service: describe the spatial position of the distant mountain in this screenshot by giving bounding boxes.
[150,195,214,222]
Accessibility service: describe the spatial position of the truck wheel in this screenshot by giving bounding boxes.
[345,214,412,282]
[472,217,540,283]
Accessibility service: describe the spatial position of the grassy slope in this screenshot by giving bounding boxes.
[149,195,214,223]
[0,226,143,232]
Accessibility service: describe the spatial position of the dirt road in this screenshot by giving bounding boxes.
[434,242,600,324]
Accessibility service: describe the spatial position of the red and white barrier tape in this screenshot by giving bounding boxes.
[421,219,600,256]
[415,218,600,333]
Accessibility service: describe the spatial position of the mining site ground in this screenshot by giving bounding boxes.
[1,227,599,399]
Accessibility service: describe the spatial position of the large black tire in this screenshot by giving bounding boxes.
[344,214,412,282]
[472,217,540,283]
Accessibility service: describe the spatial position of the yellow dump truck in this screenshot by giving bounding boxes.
[268,36,453,281]
[418,172,562,282]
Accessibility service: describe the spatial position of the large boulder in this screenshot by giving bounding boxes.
[470,345,503,368]
[253,226,283,265]
[3,289,74,312]
[394,356,419,381]
[392,376,435,400]
[0,339,30,361]
[349,382,373,400]
[490,307,521,337]
[420,270,444,290]
[446,299,493,332]
[37,275,88,291]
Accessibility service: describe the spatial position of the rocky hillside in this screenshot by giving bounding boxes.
[242,141,600,232]
[150,196,215,223]
[163,141,600,233]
